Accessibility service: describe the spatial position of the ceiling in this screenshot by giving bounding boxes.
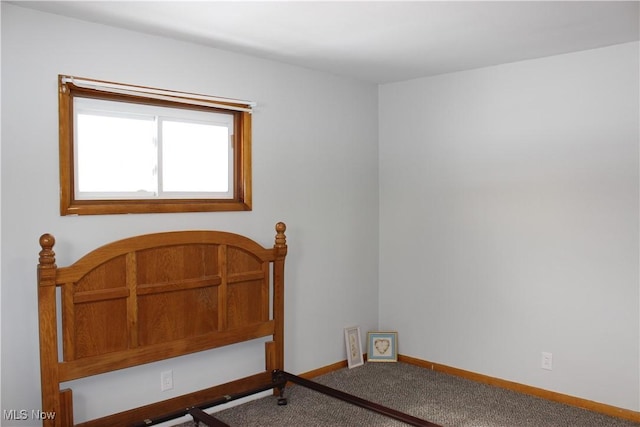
[10,1,640,84]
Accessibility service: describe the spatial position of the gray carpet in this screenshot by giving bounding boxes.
[172,362,640,427]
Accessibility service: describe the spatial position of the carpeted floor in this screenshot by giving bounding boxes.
[172,362,640,427]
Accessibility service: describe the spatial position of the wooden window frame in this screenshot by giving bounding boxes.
[58,75,252,215]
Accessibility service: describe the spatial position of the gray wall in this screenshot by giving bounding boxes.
[379,41,640,410]
[1,4,379,424]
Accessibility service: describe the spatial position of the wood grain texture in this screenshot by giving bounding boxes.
[37,224,287,427]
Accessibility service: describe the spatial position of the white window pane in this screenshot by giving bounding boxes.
[76,114,156,194]
[161,120,230,193]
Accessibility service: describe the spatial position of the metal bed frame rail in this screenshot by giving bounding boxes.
[132,370,441,427]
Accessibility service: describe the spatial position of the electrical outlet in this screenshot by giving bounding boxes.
[161,370,173,391]
[541,352,553,370]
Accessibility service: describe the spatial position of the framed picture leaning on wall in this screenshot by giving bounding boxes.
[367,331,398,362]
[344,326,364,368]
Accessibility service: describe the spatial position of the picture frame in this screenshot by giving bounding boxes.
[367,331,398,362]
[344,326,364,368]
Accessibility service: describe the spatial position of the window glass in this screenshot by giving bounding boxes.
[76,111,156,197]
[161,119,231,194]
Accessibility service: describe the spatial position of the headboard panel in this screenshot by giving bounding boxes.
[38,224,287,427]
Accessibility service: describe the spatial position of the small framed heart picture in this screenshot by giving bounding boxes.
[367,331,398,362]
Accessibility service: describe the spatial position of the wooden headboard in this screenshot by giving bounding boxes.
[37,223,287,427]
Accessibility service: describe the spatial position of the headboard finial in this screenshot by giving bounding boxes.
[275,222,287,248]
[38,233,56,268]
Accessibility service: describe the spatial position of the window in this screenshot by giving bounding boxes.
[58,75,253,215]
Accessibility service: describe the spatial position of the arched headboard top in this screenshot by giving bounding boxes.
[40,224,287,282]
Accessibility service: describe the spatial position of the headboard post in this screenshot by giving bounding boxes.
[272,222,288,372]
[38,234,68,427]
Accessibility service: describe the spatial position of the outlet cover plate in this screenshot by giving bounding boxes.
[541,352,553,370]
[161,370,173,391]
